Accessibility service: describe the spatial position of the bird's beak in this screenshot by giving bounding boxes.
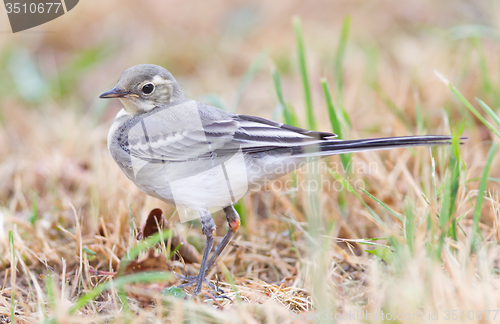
[99,87,137,99]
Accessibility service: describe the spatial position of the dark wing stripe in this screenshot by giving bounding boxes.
[237,115,284,127]
[236,114,337,140]
[202,120,239,133]
[279,124,337,139]
[234,132,312,144]
[236,127,311,138]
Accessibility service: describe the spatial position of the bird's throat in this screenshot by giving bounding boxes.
[119,97,155,115]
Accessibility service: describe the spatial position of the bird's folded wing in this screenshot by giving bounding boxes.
[231,115,337,153]
[127,119,239,162]
[126,104,338,163]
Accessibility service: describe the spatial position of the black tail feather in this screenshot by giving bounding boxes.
[299,135,461,156]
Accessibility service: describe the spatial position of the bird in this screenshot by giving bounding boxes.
[100,64,453,295]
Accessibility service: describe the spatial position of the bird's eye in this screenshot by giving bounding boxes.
[141,83,155,95]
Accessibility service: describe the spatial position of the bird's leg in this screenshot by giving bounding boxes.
[205,205,240,271]
[177,211,217,294]
[177,206,240,295]
[193,211,215,295]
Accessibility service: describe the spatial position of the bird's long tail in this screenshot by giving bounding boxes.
[299,135,455,157]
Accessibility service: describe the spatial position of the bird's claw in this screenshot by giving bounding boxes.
[176,273,226,295]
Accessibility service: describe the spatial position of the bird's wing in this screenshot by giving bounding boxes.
[231,114,337,154]
[126,101,239,162]
[125,101,338,163]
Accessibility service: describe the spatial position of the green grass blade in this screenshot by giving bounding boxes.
[476,98,500,131]
[69,272,174,315]
[119,229,173,278]
[452,84,500,138]
[439,171,452,229]
[334,15,351,96]
[233,53,267,111]
[330,171,387,228]
[439,129,462,237]
[129,206,135,255]
[321,78,351,172]
[44,275,56,312]
[293,17,316,130]
[332,16,353,128]
[272,67,286,110]
[361,188,403,222]
[437,72,500,138]
[404,199,415,253]
[9,231,15,324]
[321,79,343,138]
[126,229,173,261]
[29,192,38,225]
[467,177,500,184]
[373,83,412,130]
[234,199,248,232]
[168,243,183,260]
[272,67,299,195]
[449,126,463,241]
[339,104,352,129]
[220,263,242,303]
[366,247,395,264]
[273,67,299,127]
[471,142,498,250]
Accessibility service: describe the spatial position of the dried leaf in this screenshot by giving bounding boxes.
[138,208,201,264]
[139,208,166,239]
[122,249,179,305]
[124,249,172,274]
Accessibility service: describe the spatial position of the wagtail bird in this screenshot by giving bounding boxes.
[100,64,453,295]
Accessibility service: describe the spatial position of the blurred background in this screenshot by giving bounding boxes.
[1,0,498,119]
[1,0,498,227]
[0,0,500,321]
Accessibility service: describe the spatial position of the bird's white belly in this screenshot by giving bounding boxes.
[132,152,250,212]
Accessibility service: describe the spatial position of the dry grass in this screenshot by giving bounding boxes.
[1,0,500,323]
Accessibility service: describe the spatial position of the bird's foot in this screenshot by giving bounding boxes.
[176,273,225,295]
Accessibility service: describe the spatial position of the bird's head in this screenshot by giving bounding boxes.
[99,64,184,115]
